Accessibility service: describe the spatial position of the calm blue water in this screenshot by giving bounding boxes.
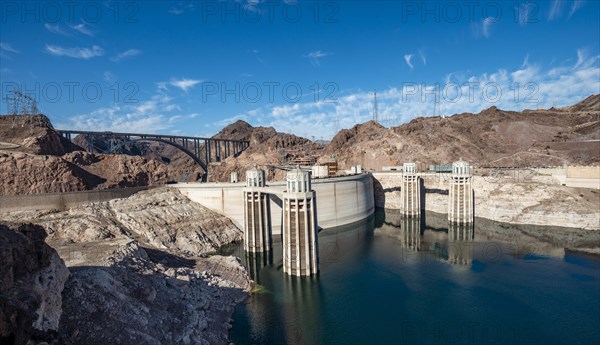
[227,209,600,345]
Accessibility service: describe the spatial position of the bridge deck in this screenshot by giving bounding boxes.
[57,129,250,181]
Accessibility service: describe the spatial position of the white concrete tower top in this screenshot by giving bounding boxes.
[452,161,471,176]
[403,162,418,174]
[246,166,265,187]
[286,168,311,193]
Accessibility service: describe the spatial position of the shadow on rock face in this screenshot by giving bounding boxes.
[0,222,69,345]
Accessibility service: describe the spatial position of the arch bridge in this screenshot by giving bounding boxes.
[57,130,250,181]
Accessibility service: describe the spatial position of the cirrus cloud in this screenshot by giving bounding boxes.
[45,44,104,59]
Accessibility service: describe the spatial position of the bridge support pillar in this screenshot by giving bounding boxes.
[283,168,319,276]
[243,167,272,253]
[401,163,421,217]
[448,161,474,224]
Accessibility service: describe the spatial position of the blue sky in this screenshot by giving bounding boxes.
[1,0,599,139]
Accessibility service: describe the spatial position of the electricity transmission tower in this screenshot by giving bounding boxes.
[372,90,378,124]
[2,89,39,115]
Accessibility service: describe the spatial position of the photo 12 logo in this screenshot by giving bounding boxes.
[1,1,139,24]
[399,1,540,25]
[401,82,539,104]
[1,82,139,106]
[200,81,339,104]
[198,0,339,24]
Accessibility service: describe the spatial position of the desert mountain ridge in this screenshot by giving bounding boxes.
[0,94,598,193]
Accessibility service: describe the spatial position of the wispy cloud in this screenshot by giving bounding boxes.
[548,0,564,20]
[483,17,495,37]
[103,71,115,82]
[213,114,250,128]
[168,78,202,92]
[56,93,179,133]
[0,42,20,54]
[110,49,142,62]
[306,50,331,66]
[471,17,495,38]
[404,54,414,69]
[568,0,584,18]
[70,22,94,36]
[45,22,94,36]
[571,48,599,69]
[45,44,104,59]
[516,3,536,25]
[248,49,266,65]
[231,50,600,139]
[44,23,70,36]
[418,49,426,65]
[169,2,194,15]
[0,42,19,58]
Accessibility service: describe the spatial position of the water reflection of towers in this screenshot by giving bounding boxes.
[400,215,421,251]
[281,276,323,345]
[447,222,474,265]
[245,251,272,284]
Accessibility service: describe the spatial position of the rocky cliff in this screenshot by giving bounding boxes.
[0,150,174,195]
[0,188,251,345]
[0,114,179,195]
[0,115,78,155]
[0,222,69,345]
[57,240,250,345]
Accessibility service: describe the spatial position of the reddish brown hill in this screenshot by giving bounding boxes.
[0,115,79,155]
[0,115,176,195]
[324,95,600,170]
[208,120,324,182]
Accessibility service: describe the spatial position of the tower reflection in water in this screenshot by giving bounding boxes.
[245,251,273,285]
[379,209,475,266]
[240,242,324,345]
[241,251,323,345]
[447,222,475,265]
[281,275,322,345]
[400,215,421,251]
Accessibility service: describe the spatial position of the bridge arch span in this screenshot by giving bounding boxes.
[109,138,207,175]
[57,129,250,183]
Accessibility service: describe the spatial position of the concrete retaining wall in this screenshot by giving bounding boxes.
[567,166,600,179]
[171,173,375,233]
[0,186,151,212]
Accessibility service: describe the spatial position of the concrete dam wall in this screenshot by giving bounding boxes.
[171,173,375,234]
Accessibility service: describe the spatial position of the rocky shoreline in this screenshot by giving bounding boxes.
[0,188,253,345]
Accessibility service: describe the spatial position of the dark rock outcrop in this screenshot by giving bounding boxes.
[0,222,69,345]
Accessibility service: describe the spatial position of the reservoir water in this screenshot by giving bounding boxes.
[227,209,600,345]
